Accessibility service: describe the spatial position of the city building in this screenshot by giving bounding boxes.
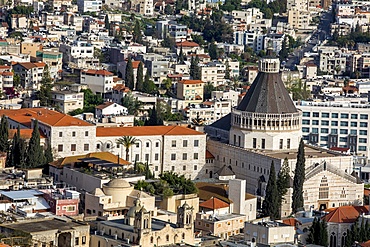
[95,102,128,118]
[80,69,115,97]
[51,90,84,114]
[12,62,46,91]
[77,0,102,12]
[177,79,205,104]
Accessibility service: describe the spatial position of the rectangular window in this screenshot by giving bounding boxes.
[155,166,158,171]
[136,143,139,148]
[155,153,159,160]
[331,129,338,134]
[351,122,357,127]
[302,127,309,133]
[253,138,257,148]
[183,140,188,147]
[312,120,319,125]
[58,145,63,152]
[302,120,310,125]
[321,120,329,126]
[156,142,159,147]
[339,137,348,142]
[341,113,349,119]
[322,112,329,118]
[194,165,197,170]
[313,112,319,117]
[360,122,368,127]
[359,146,367,151]
[360,114,368,119]
[72,131,76,137]
[82,236,86,245]
[331,121,338,126]
[171,140,176,147]
[194,153,198,160]
[332,113,339,118]
[75,237,79,245]
[287,139,291,149]
[85,131,89,136]
[321,128,329,133]
[194,140,199,147]
[351,114,358,119]
[279,139,283,149]
[182,153,187,160]
[340,129,348,134]
[350,130,357,135]
[59,132,63,137]
[360,130,368,135]
[135,154,139,161]
[261,139,265,149]
[71,144,76,151]
[84,144,89,151]
[183,165,186,171]
[312,128,318,134]
[359,138,367,143]
[320,136,328,141]
[303,112,310,117]
[172,166,175,171]
[146,142,149,147]
[340,121,348,127]
[171,154,176,160]
[145,154,149,161]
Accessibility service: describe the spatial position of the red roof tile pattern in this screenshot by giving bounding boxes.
[179,80,204,85]
[132,61,141,69]
[95,102,114,110]
[199,197,229,210]
[176,41,199,47]
[0,108,93,128]
[96,125,204,137]
[206,150,215,159]
[324,206,369,223]
[83,69,113,76]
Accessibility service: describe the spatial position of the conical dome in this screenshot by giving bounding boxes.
[237,49,297,114]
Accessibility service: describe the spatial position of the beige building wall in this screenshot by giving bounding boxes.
[244,221,295,245]
[159,194,199,218]
[176,80,204,104]
[21,42,43,57]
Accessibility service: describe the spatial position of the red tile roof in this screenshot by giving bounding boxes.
[132,61,141,69]
[179,80,204,85]
[282,218,301,229]
[112,84,130,92]
[330,147,350,152]
[324,206,369,223]
[0,108,93,128]
[206,150,215,159]
[199,197,229,210]
[95,102,114,110]
[176,41,199,47]
[83,69,113,76]
[8,129,47,139]
[96,126,204,137]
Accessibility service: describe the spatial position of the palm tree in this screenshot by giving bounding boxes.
[116,136,138,161]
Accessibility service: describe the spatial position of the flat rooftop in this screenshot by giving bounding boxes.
[1,218,87,233]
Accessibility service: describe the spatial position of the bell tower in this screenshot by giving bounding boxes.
[177,202,193,229]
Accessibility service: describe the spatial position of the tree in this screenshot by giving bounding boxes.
[161,36,176,49]
[190,56,201,80]
[277,157,290,218]
[164,4,174,15]
[13,73,20,87]
[178,45,185,64]
[38,65,53,106]
[8,126,26,168]
[125,57,134,90]
[209,42,219,60]
[292,139,305,213]
[162,78,172,91]
[225,60,230,79]
[0,115,8,153]
[104,14,110,30]
[116,136,138,161]
[307,218,328,246]
[145,104,164,126]
[44,142,53,165]
[262,161,279,220]
[121,93,143,115]
[204,81,215,100]
[306,217,316,244]
[133,20,142,44]
[26,120,45,168]
[279,36,289,62]
[136,62,144,91]
[143,71,157,94]
[319,219,328,247]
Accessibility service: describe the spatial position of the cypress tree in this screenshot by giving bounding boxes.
[345,228,353,247]
[292,139,305,213]
[136,62,144,92]
[18,138,27,169]
[225,60,230,79]
[178,45,184,64]
[145,106,158,126]
[360,218,366,242]
[104,14,110,30]
[319,219,328,247]
[44,142,53,165]
[262,161,279,220]
[125,57,134,90]
[0,115,8,153]
[26,120,44,168]
[190,56,201,80]
[306,217,316,244]
[277,157,290,218]
[133,20,142,44]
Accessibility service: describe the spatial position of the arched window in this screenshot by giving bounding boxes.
[330,232,337,247]
[341,232,347,247]
[98,241,100,247]
[319,176,329,199]
[166,235,169,241]
[182,233,185,239]
[150,236,154,243]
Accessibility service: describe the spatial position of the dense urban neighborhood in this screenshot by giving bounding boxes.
[0,0,369,246]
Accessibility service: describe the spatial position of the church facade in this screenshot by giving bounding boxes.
[206,49,363,213]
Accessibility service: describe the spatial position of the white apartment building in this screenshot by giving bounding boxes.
[12,62,46,91]
[95,126,206,179]
[77,0,102,13]
[51,90,84,114]
[201,62,226,86]
[288,9,311,30]
[297,100,370,157]
[211,89,240,107]
[59,41,94,64]
[131,0,153,16]
[80,69,115,97]
[184,100,232,125]
[234,30,264,52]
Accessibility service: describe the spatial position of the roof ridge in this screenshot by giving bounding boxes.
[163,125,177,135]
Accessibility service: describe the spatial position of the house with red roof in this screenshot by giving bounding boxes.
[12,62,46,91]
[176,41,203,55]
[177,79,205,104]
[117,59,147,89]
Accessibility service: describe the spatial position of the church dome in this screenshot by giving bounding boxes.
[105,178,131,188]
[236,49,297,114]
[127,198,142,217]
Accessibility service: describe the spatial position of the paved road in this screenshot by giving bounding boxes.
[285,10,333,70]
